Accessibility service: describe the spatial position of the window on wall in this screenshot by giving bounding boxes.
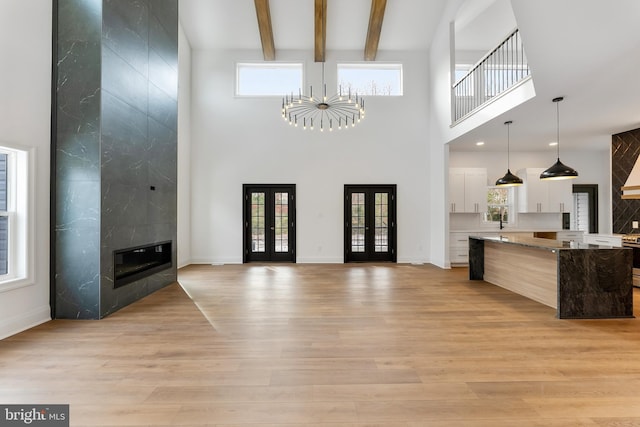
[0,144,30,289]
[337,63,403,96]
[236,63,303,96]
[485,186,512,224]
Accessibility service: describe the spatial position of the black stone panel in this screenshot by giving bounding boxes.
[148,82,178,131]
[148,49,178,100]
[54,0,178,320]
[149,10,178,71]
[101,91,149,185]
[557,248,633,319]
[148,189,176,225]
[468,238,484,280]
[612,129,640,234]
[101,91,147,143]
[54,227,100,319]
[54,0,103,320]
[103,0,149,77]
[57,0,102,42]
[102,183,149,227]
[56,132,100,182]
[148,117,177,188]
[102,135,149,186]
[102,46,148,115]
[56,180,101,230]
[149,0,178,46]
[56,41,101,134]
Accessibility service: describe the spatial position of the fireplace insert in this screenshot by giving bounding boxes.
[113,241,172,288]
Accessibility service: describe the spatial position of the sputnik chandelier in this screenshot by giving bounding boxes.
[282,63,365,131]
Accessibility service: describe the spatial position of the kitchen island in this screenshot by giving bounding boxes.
[469,235,633,319]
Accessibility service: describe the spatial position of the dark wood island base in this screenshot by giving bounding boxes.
[469,236,633,319]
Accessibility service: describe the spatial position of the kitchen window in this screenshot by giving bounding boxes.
[0,144,31,290]
[485,186,513,225]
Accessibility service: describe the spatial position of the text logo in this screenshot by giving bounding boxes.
[0,405,69,427]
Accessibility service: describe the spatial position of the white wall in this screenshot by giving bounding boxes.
[449,148,611,233]
[0,0,52,338]
[429,1,465,269]
[177,23,192,268]
[190,49,431,264]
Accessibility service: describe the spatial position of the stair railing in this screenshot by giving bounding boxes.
[452,28,531,124]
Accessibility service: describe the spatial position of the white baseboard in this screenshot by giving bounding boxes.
[0,305,51,340]
[188,257,242,265]
[295,257,343,263]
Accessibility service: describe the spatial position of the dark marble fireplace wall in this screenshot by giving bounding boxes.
[53,0,178,319]
[612,128,640,234]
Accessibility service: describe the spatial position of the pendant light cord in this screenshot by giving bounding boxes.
[322,62,326,99]
[504,120,513,169]
[553,96,563,159]
[507,122,511,168]
[556,99,560,159]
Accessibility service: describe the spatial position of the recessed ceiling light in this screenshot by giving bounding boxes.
[476,141,485,146]
[549,141,558,146]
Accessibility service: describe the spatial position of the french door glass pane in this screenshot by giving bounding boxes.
[274,192,289,252]
[0,216,7,275]
[0,154,8,275]
[0,153,7,211]
[251,192,265,253]
[374,192,389,252]
[351,193,365,252]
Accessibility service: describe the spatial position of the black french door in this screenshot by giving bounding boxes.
[344,185,397,262]
[243,184,296,263]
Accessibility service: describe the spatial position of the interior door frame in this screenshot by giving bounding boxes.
[572,184,598,233]
[344,184,397,263]
[243,184,296,263]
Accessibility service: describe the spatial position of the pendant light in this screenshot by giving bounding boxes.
[540,97,578,180]
[495,120,523,187]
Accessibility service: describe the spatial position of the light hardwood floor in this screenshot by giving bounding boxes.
[2,263,640,426]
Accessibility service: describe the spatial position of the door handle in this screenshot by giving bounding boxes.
[366,227,369,230]
[270,226,275,230]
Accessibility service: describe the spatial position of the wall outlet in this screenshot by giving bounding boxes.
[633,221,639,229]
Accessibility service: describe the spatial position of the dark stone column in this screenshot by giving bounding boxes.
[52,0,178,319]
[468,237,484,280]
[557,248,634,319]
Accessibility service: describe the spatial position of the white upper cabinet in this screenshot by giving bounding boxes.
[449,169,466,213]
[517,168,573,213]
[449,168,488,213]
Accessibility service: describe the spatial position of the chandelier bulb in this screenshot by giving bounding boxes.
[281,67,365,131]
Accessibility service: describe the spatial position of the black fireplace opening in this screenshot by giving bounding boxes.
[113,241,172,289]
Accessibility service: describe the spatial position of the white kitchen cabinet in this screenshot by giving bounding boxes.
[517,168,573,213]
[556,230,584,243]
[449,232,471,265]
[547,179,573,213]
[583,234,622,247]
[449,169,466,213]
[449,231,505,266]
[449,168,487,213]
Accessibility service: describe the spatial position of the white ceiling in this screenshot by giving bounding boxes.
[449,0,640,152]
[179,0,447,53]
[178,0,640,154]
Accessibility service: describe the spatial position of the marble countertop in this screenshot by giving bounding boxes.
[469,235,628,251]
[451,229,577,233]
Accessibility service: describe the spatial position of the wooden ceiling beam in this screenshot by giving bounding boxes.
[254,0,276,61]
[364,0,387,61]
[315,0,327,62]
